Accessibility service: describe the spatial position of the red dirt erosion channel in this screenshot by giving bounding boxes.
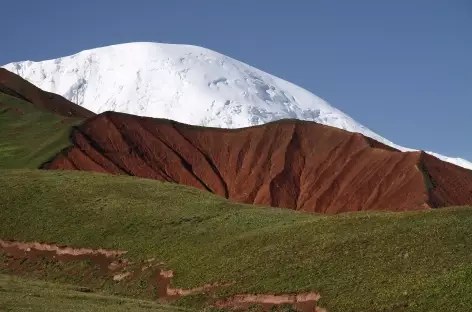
[42,111,472,213]
[0,239,325,312]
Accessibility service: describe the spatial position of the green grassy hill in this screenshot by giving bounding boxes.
[0,274,192,312]
[0,92,79,169]
[1,169,472,311]
[1,86,471,311]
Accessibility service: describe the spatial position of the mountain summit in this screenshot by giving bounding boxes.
[3,42,471,169]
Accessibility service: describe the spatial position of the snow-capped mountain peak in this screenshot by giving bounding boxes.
[3,42,471,170]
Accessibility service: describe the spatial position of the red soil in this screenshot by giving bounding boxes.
[0,240,126,258]
[1,239,324,310]
[217,293,323,312]
[0,239,172,300]
[0,239,125,274]
[43,112,472,213]
[0,68,94,118]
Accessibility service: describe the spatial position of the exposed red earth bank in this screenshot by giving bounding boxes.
[43,111,472,213]
[1,240,324,311]
[0,68,94,118]
[0,239,201,300]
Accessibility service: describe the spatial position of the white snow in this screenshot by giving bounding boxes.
[3,42,471,170]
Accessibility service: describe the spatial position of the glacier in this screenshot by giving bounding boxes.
[3,42,471,170]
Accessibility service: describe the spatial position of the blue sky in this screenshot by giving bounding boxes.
[3,0,471,160]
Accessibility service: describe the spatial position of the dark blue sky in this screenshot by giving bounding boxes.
[3,0,471,160]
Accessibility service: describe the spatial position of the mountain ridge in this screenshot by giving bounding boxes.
[42,110,472,213]
[3,42,471,169]
[0,68,94,118]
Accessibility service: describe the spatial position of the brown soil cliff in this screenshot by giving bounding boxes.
[0,68,94,118]
[43,112,472,213]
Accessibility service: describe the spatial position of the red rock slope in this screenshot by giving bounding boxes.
[0,68,94,118]
[43,112,472,213]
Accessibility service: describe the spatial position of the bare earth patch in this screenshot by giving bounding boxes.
[0,240,126,257]
[217,293,325,312]
[43,111,472,214]
[1,239,325,311]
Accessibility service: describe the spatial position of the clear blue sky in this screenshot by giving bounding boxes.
[3,0,471,160]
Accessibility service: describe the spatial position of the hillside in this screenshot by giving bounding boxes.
[0,91,81,168]
[1,71,471,214]
[0,274,191,312]
[0,69,93,168]
[0,68,94,118]
[1,169,472,312]
[43,111,472,213]
[3,42,471,170]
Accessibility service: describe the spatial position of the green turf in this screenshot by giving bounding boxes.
[1,169,472,311]
[0,92,79,169]
[0,274,193,312]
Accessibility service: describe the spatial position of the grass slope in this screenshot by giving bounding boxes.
[1,169,472,311]
[0,92,79,169]
[0,274,192,312]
